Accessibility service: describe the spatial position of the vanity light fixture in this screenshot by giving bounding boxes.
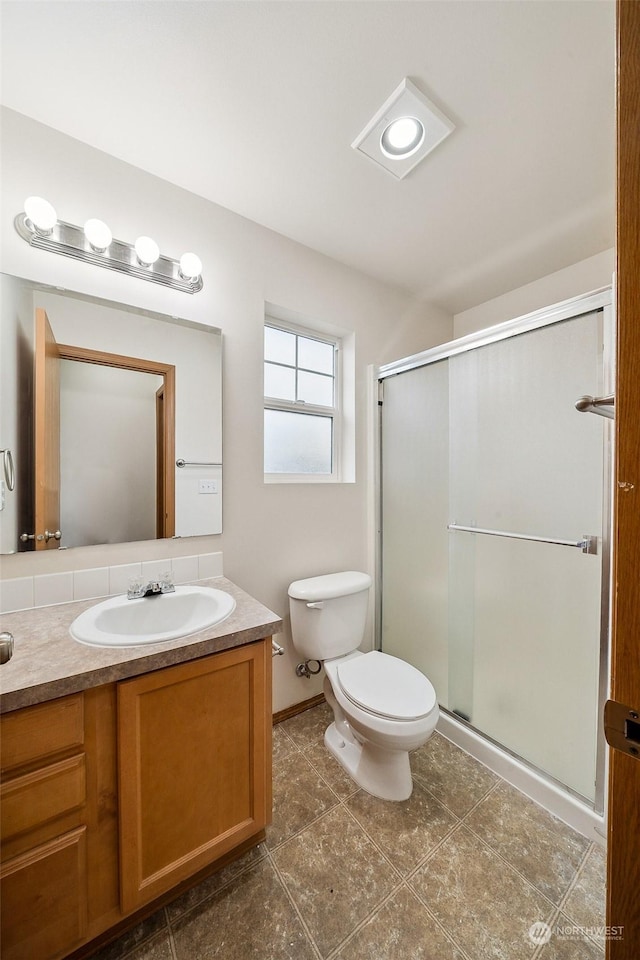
[179,252,203,282]
[15,198,203,294]
[352,78,455,180]
[84,218,112,253]
[135,235,161,267]
[24,195,57,235]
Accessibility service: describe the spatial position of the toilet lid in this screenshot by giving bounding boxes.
[336,651,436,721]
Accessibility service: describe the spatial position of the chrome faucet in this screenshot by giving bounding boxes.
[127,575,175,600]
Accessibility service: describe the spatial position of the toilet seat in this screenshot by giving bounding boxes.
[335,651,436,722]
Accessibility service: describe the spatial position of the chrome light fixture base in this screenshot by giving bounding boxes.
[14,214,203,294]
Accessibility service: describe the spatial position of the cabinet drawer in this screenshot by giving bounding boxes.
[0,826,87,960]
[1,755,86,843]
[1,694,84,774]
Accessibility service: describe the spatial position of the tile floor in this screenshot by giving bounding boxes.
[87,702,606,960]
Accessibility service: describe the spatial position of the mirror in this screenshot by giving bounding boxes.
[0,274,222,554]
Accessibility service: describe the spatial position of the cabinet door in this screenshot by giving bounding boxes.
[0,827,87,960]
[118,641,270,912]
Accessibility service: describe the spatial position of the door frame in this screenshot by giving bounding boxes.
[606,2,640,956]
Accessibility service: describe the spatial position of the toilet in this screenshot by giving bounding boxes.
[288,571,439,801]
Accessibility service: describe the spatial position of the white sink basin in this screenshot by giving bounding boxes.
[70,585,236,648]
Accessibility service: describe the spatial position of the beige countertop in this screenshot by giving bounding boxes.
[0,577,282,713]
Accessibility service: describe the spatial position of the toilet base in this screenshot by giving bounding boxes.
[324,721,413,801]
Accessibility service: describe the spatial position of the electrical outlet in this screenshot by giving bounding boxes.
[198,479,218,494]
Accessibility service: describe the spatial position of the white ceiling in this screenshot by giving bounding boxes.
[0,0,615,314]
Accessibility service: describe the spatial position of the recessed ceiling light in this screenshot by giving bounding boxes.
[352,78,455,180]
[380,117,425,158]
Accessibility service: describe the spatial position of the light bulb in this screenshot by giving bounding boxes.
[84,218,112,252]
[179,252,202,281]
[24,196,57,234]
[135,236,160,267]
[380,117,425,159]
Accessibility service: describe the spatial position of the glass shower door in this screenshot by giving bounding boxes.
[381,307,609,804]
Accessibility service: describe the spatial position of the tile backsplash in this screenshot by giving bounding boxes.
[0,552,223,614]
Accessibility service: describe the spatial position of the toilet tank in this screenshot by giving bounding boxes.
[288,571,372,661]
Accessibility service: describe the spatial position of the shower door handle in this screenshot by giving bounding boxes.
[575,395,615,419]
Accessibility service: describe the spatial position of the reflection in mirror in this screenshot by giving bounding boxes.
[0,274,222,555]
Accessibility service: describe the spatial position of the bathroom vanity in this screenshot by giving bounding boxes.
[0,578,281,960]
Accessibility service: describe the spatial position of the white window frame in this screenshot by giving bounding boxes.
[264,317,341,483]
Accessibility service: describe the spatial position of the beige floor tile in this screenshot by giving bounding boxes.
[165,842,267,921]
[411,732,499,817]
[346,781,458,875]
[273,805,400,957]
[272,722,299,763]
[335,885,466,960]
[280,701,333,748]
[267,752,339,848]
[464,781,590,903]
[562,843,606,931]
[409,825,553,960]
[121,936,175,960]
[171,859,316,960]
[535,914,606,958]
[305,740,360,799]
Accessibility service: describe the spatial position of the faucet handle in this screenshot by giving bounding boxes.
[127,578,145,599]
[160,571,175,593]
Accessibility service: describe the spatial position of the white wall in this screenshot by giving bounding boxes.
[453,249,614,338]
[0,107,452,711]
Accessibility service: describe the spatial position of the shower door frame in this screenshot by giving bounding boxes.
[374,286,614,814]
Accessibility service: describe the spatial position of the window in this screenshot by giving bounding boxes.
[264,319,340,480]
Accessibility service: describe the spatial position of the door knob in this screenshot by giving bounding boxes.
[44,529,62,542]
[19,532,35,542]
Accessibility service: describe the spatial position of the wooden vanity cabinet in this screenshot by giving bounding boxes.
[0,638,272,960]
[0,688,118,960]
[118,640,271,912]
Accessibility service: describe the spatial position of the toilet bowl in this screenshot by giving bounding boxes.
[288,571,439,801]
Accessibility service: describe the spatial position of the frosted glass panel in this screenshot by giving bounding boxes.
[265,326,295,365]
[471,536,600,799]
[264,362,295,400]
[299,336,334,374]
[448,316,603,538]
[381,360,450,704]
[447,312,603,800]
[264,410,332,474]
[381,307,607,803]
[298,370,333,406]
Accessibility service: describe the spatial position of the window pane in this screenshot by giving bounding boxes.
[265,326,296,365]
[298,370,334,406]
[264,410,332,474]
[298,336,334,375]
[264,362,296,401]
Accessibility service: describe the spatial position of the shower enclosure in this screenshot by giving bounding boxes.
[376,289,613,812]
